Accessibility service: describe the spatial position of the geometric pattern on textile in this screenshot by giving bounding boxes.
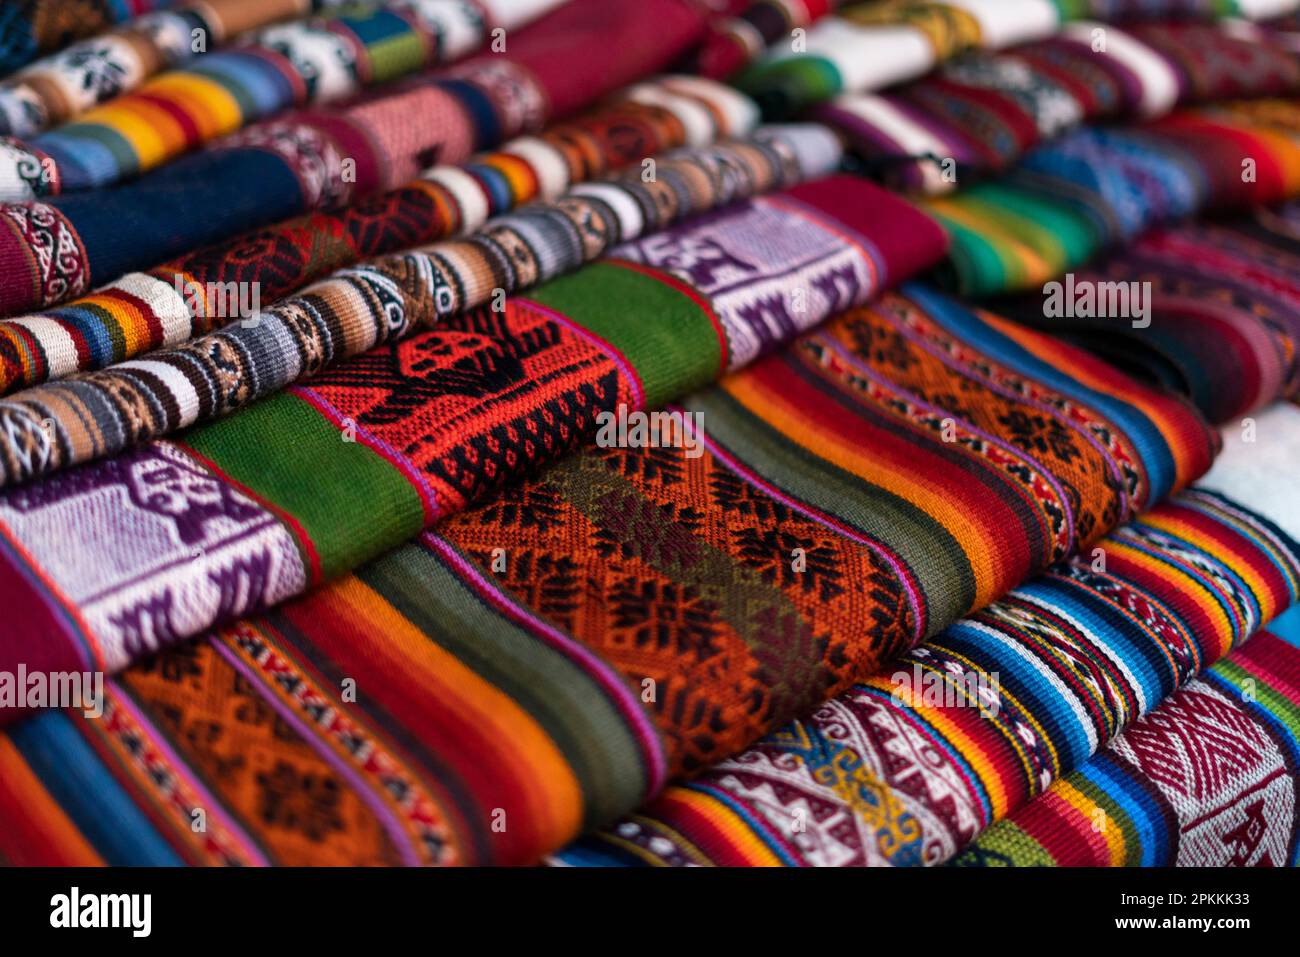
[0,282,1219,865]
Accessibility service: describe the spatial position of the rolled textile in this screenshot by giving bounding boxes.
[0,0,567,197]
[0,280,1216,864]
[818,18,1300,194]
[986,203,1300,425]
[958,603,1300,866]
[564,405,1298,866]
[0,175,947,683]
[0,0,367,137]
[957,404,1300,866]
[0,122,841,487]
[0,0,727,319]
[0,0,174,76]
[0,75,758,392]
[924,99,1300,297]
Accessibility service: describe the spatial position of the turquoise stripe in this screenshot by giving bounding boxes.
[940,610,1097,774]
[12,710,184,865]
[1267,603,1300,648]
[1049,583,1173,749]
[905,282,1180,504]
[1084,754,1167,867]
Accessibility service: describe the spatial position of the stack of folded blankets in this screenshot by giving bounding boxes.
[0,0,1298,869]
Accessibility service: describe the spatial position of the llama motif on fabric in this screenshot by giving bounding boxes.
[608,195,883,369]
[0,442,307,670]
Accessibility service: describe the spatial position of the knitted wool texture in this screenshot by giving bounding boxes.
[0,123,842,487]
[0,175,946,682]
[0,281,1216,865]
[0,0,364,137]
[0,0,722,317]
[0,75,759,392]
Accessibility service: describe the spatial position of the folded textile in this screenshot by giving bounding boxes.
[0,175,946,685]
[0,0,174,76]
[0,280,1215,865]
[988,203,1300,424]
[732,0,1300,119]
[819,19,1300,194]
[0,0,362,138]
[0,0,567,198]
[0,75,758,393]
[1055,0,1300,15]
[0,0,720,319]
[560,410,1298,865]
[0,122,841,487]
[924,100,1300,296]
[736,0,1057,119]
[957,602,1300,866]
[680,0,838,80]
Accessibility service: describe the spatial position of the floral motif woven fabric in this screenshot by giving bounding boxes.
[0,282,1216,864]
[0,123,841,486]
[0,175,946,682]
[563,432,1300,865]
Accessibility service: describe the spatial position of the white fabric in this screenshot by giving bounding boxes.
[1235,0,1300,18]
[5,317,80,382]
[657,76,761,138]
[487,0,566,30]
[1199,403,1300,542]
[114,360,202,428]
[567,181,646,239]
[946,0,1060,48]
[754,123,842,181]
[831,94,958,193]
[624,84,717,147]
[423,165,492,234]
[113,272,195,348]
[498,136,571,200]
[1061,21,1181,118]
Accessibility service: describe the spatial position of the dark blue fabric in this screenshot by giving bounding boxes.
[54,147,305,283]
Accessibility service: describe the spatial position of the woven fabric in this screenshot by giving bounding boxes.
[557,402,1299,867]
[924,99,1300,296]
[736,2,1025,119]
[729,0,1293,118]
[0,0,171,76]
[1056,1,1300,17]
[990,205,1300,425]
[0,0,358,138]
[679,0,838,80]
[0,175,946,682]
[819,20,1300,194]
[0,0,719,320]
[0,76,759,393]
[0,0,564,198]
[0,281,1215,865]
[0,123,841,487]
[955,623,1300,866]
